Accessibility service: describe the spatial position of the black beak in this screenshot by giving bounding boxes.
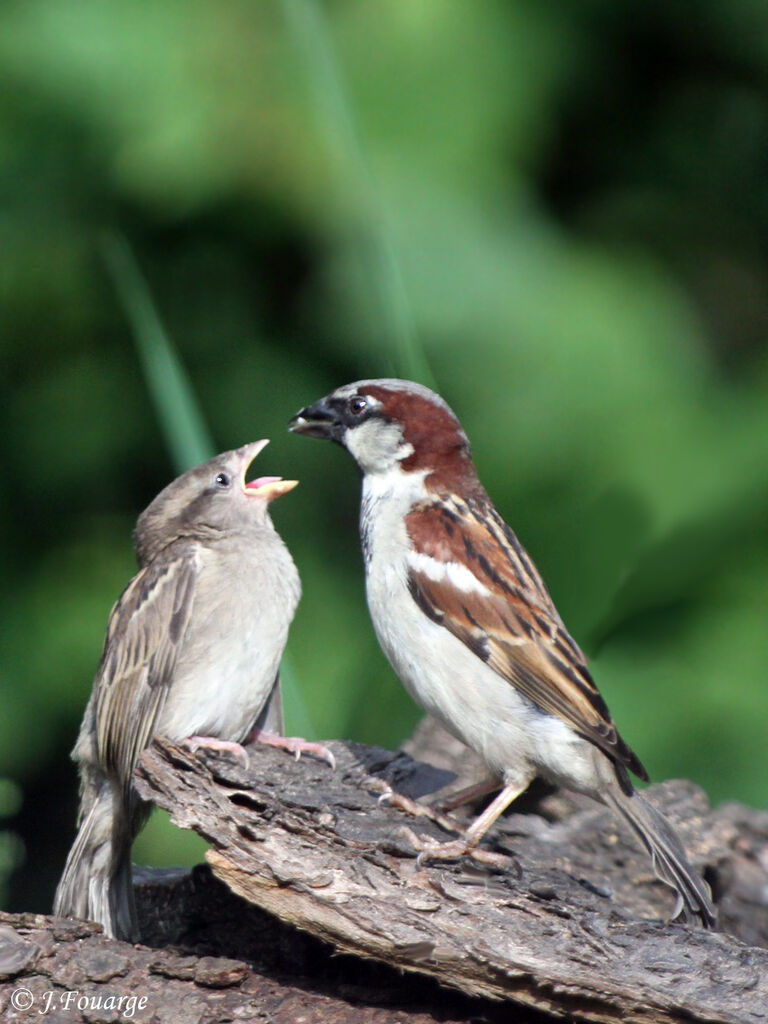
[288,398,342,442]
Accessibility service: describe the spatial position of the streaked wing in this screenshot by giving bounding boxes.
[94,541,199,792]
[405,496,647,783]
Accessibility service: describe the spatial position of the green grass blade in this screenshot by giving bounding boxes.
[100,231,215,474]
[280,0,435,387]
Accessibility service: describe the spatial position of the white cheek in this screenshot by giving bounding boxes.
[344,420,413,474]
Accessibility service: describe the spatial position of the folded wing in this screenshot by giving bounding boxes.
[405,496,647,790]
[94,541,199,795]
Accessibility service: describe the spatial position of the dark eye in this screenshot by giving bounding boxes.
[349,395,368,416]
[213,472,231,489]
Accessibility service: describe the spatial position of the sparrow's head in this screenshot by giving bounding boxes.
[134,440,298,564]
[289,379,482,493]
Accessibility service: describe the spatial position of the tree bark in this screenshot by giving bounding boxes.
[3,729,767,1023]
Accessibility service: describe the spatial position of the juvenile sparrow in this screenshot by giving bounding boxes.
[54,441,310,941]
[290,380,716,928]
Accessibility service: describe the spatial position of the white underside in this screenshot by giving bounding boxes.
[361,468,606,796]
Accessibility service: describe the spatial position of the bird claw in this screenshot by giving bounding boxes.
[182,736,250,767]
[251,729,336,769]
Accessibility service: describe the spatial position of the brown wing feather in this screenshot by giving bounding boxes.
[406,498,647,785]
[94,541,199,793]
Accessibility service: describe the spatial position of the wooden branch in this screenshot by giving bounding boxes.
[121,737,767,1024]
[5,732,767,1023]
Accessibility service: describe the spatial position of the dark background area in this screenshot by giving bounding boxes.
[1,0,767,914]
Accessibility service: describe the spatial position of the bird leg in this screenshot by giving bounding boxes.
[400,780,527,867]
[430,775,501,813]
[250,727,336,770]
[364,777,464,835]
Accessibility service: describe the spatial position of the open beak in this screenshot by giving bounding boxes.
[240,440,298,502]
[288,397,340,441]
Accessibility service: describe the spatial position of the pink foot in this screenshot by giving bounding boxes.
[183,736,249,767]
[395,826,513,869]
[251,728,336,770]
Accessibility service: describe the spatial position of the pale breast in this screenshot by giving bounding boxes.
[158,534,300,743]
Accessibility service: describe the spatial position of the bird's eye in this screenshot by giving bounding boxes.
[349,396,368,416]
[213,472,231,489]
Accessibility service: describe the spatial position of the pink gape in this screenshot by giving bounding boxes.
[245,476,282,491]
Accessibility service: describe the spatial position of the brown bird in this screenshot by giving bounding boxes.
[290,379,716,928]
[53,441,318,941]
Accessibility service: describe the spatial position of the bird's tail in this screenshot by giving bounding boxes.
[53,767,139,942]
[603,783,716,928]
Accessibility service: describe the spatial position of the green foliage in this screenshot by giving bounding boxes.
[1,0,767,912]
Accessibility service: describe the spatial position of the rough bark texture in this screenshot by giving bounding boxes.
[3,726,768,1023]
[1,901,526,1024]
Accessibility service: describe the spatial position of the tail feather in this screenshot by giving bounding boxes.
[53,769,140,942]
[604,785,716,929]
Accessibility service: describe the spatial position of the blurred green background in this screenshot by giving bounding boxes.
[2,0,767,914]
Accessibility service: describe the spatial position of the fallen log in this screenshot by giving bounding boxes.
[3,729,767,1024]
[133,736,767,1024]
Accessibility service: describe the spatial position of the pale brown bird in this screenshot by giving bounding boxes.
[290,379,716,928]
[53,441,311,941]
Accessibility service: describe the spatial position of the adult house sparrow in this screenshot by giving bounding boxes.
[290,380,716,928]
[54,441,326,942]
